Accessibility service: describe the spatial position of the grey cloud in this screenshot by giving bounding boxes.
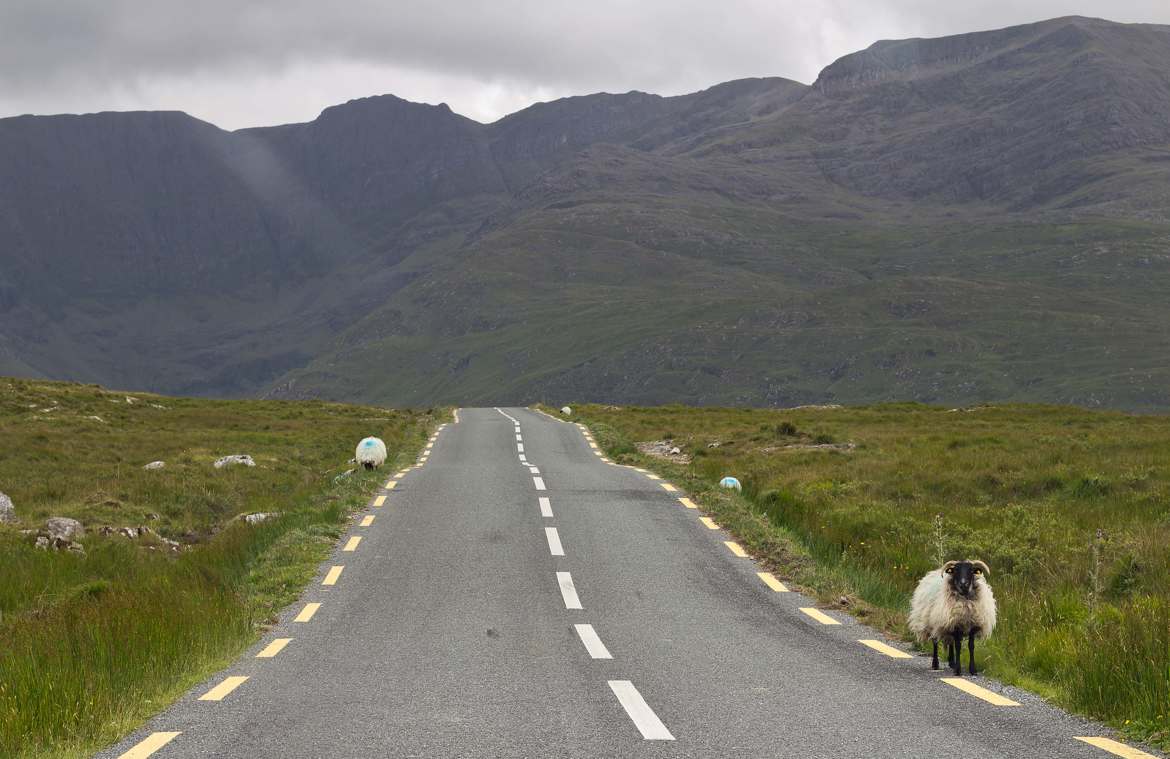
[2,0,1169,127]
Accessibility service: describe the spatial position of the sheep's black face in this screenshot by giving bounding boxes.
[945,561,980,598]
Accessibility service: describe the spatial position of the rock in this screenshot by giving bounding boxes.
[669,446,681,455]
[125,396,137,404]
[35,536,50,549]
[214,454,255,469]
[333,469,355,484]
[45,516,84,541]
[143,460,166,470]
[707,441,722,448]
[230,511,282,526]
[0,491,15,524]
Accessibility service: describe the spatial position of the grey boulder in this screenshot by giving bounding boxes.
[45,516,84,541]
[214,454,256,469]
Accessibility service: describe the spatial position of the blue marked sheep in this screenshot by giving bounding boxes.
[355,437,387,469]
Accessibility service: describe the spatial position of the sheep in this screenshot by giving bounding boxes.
[355,437,387,469]
[908,559,996,676]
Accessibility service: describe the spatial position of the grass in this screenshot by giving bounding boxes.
[563,402,1170,751]
[0,378,440,758]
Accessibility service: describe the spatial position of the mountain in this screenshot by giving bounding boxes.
[2,16,1170,409]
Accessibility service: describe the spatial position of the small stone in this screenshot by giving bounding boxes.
[670,446,681,455]
[0,491,15,524]
[214,454,256,469]
[243,512,280,525]
[143,461,166,470]
[45,516,84,541]
[35,536,50,549]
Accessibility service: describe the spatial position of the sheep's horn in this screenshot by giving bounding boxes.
[971,560,990,576]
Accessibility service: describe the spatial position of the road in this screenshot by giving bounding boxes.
[101,407,1154,759]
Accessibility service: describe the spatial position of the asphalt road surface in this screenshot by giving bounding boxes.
[100,407,1157,759]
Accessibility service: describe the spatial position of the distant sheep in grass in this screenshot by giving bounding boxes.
[908,560,997,676]
[355,437,387,469]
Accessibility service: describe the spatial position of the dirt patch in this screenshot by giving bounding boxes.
[758,442,856,453]
[636,440,693,464]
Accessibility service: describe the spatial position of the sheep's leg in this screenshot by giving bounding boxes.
[968,631,977,676]
[952,633,962,676]
[931,639,940,670]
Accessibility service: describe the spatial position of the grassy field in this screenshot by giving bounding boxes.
[565,402,1170,751]
[0,378,440,758]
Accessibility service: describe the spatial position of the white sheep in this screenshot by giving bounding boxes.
[355,437,387,469]
[908,560,996,676]
[561,406,572,416]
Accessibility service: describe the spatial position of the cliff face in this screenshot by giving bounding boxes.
[2,17,1170,408]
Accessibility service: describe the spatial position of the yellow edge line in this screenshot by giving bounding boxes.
[256,638,291,658]
[799,607,841,625]
[343,536,361,552]
[384,480,397,489]
[322,565,344,585]
[699,517,719,530]
[724,540,748,558]
[198,675,248,701]
[360,515,374,527]
[757,572,789,592]
[858,639,912,658]
[373,495,386,507]
[294,602,320,622]
[940,678,1020,706]
[661,483,677,492]
[118,732,181,759]
[1076,737,1160,759]
[678,498,698,509]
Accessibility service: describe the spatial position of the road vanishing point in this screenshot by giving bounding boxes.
[100,408,1155,759]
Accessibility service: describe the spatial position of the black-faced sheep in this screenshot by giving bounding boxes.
[908,560,997,676]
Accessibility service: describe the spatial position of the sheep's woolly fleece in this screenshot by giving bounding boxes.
[908,565,997,643]
[355,437,387,467]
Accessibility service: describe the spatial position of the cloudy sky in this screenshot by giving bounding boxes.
[2,1,1168,130]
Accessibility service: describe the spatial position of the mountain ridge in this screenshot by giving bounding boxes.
[2,16,1169,409]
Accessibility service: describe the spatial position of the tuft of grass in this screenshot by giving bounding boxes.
[566,402,1170,752]
[0,378,441,758]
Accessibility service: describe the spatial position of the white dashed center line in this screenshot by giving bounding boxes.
[608,681,674,740]
[545,527,565,556]
[574,624,612,659]
[534,476,546,490]
[539,496,553,517]
[517,443,525,453]
[556,571,582,609]
[529,466,541,474]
